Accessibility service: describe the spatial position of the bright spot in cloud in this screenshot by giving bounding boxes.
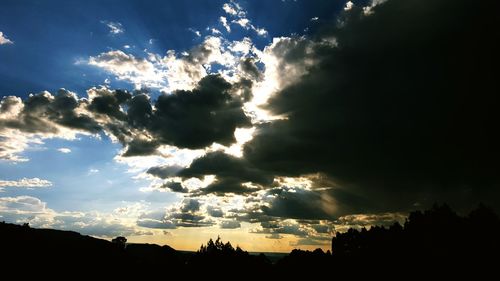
[344,1,354,11]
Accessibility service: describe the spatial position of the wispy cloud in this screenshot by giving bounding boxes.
[88,168,99,174]
[101,21,124,35]
[0,178,52,188]
[188,28,201,37]
[57,147,71,154]
[221,1,268,36]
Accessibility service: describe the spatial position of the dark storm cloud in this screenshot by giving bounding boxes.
[219,220,241,229]
[180,198,200,213]
[207,206,224,217]
[137,199,214,229]
[161,181,189,193]
[310,224,333,234]
[169,198,214,227]
[255,186,373,220]
[232,78,254,102]
[150,75,251,149]
[147,165,184,179]
[243,0,500,212]
[136,218,177,229]
[239,57,262,80]
[105,74,251,154]
[198,178,258,195]
[333,212,406,230]
[87,88,131,120]
[121,137,160,157]
[1,74,251,160]
[0,90,101,135]
[51,90,102,132]
[260,188,333,220]
[126,94,152,128]
[177,151,273,195]
[252,221,308,237]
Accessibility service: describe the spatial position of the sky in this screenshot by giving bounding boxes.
[0,0,498,252]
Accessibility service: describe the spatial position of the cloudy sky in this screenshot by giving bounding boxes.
[0,0,498,252]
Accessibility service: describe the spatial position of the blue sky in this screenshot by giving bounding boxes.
[0,0,352,96]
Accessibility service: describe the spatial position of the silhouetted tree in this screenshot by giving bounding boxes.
[112,236,127,249]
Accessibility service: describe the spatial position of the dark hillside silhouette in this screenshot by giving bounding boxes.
[1,204,498,277]
[0,222,182,277]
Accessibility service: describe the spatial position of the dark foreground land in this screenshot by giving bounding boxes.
[1,204,498,277]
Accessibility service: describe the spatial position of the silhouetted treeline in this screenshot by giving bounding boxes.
[332,204,500,263]
[1,204,498,277]
[187,236,272,275]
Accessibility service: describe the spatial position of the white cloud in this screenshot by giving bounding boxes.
[222,1,246,17]
[0,128,42,162]
[189,28,201,37]
[229,37,252,55]
[344,1,354,11]
[311,17,319,21]
[88,168,99,174]
[234,18,250,28]
[88,35,243,92]
[254,27,268,37]
[363,0,387,15]
[245,36,319,122]
[0,31,13,45]
[220,2,267,37]
[101,21,124,34]
[57,147,71,153]
[88,50,162,89]
[0,177,52,188]
[220,16,231,32]
[210,28,222,35]
[0,196,150,237]
[223,3,238,15]
[231,17,267,37]
[0,196,48,214]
